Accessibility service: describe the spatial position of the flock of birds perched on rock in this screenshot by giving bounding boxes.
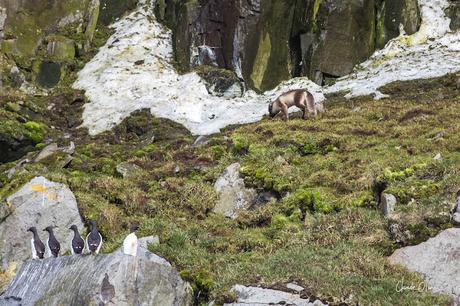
[27,221,139,259]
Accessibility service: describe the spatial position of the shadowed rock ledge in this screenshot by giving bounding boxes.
[1,240,192,306]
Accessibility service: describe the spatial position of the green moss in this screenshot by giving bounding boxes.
[180,269,214,302]
[232,135,249,153]
[24,121,47,143]
[313,0,322,21]
[250,33,271,91]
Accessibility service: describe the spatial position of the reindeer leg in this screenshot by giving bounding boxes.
[281,103,289,121]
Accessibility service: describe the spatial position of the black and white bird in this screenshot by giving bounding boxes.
[122,224,139,256]
[69,225,85,255]
[43,226,60,258]
[27,227,45,259]
[86,220,102,255]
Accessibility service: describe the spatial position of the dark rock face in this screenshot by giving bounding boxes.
[376,0,421,48]
[0,135,35,164]
[98,0,138,26]
[36,61,61,88]
[304,0,377,84]
[446,0,460,31]
[155,0,421,90]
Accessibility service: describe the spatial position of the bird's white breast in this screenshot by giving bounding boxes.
[31,238,37,260]
[122,233,138,256]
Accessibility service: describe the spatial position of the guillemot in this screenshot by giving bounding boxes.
[27,227,45,259]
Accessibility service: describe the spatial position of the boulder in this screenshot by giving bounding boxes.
[380,193,396,217]
[45,35,76,62]
[389,228,460,304]
[194,66,244,98]
[34,141,75,163]
[224,285,326,306]
[1,240,192,305]
[116,162,141,178]
[0,177,85,269]
[213,163,257,219]
[0,0,92,57]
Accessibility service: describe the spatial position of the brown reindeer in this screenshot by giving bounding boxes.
[268,89,320,120]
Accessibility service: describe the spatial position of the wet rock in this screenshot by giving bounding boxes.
[0,177,85,269]
[36,61,61,88]
[213,163,257,219]
[1,243,192,305]
[224,285,326,306]
[389,228,460,304]
[380,193,396,217]
[116,162,141,178]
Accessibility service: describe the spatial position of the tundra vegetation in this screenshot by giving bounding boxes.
[1,1,459,305]
[1,63,459,305]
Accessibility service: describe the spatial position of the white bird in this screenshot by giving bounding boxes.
[122,224,139,256]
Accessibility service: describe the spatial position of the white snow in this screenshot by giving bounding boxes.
[74,1,324,136]
[325,0,460,99]
[75,0,459,136]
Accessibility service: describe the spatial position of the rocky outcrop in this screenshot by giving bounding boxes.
[376,0,421,48]
[380,193,396,217]
[154,0,421,90]
[213,163,257,219]
[1,238,192,305]
[224,285,327,306]
[389,228,460,305]
[0,0,101,88]
[0,177,85,269]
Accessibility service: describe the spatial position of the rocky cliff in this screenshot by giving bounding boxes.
[154,0,422,90]
[0,0,459,305]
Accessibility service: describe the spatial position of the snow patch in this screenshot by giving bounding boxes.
[74,0,459,135]
[74,3,324,136]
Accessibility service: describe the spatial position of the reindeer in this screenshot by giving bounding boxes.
[268,89,322,121]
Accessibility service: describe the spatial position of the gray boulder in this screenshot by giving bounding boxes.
[116,162,141,178]
[224,285,327,306]
[213,163,257,219]
[389,228,460,304]
[0,176,85,269]
[380,193,396,217]
[1,241,192,306]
